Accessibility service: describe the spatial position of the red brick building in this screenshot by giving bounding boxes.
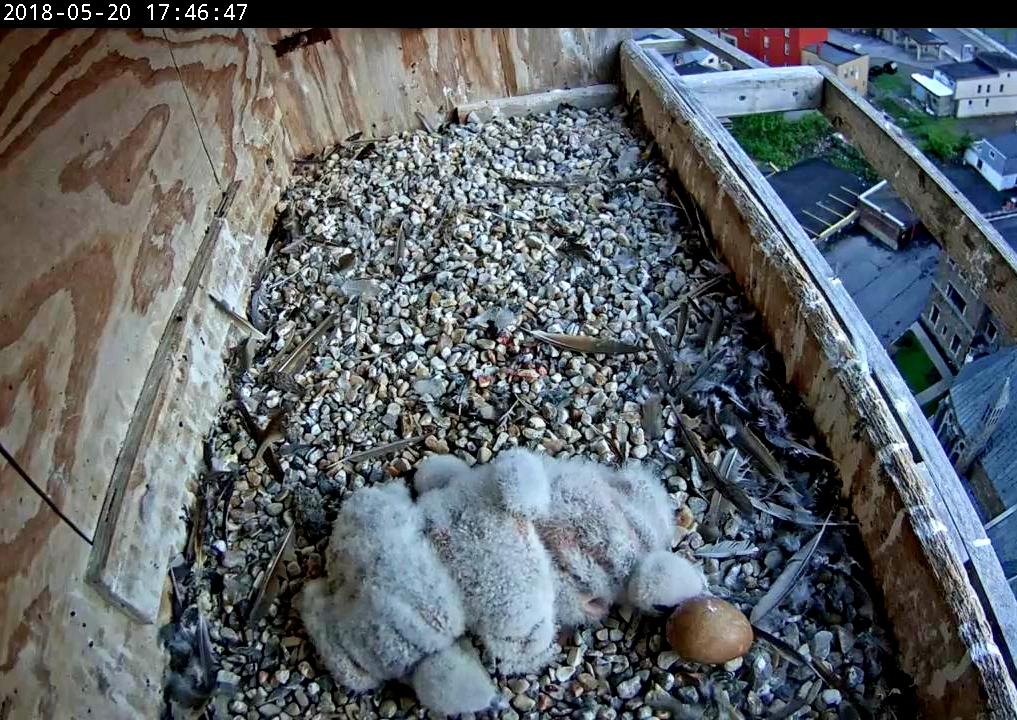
[716,28,828,66]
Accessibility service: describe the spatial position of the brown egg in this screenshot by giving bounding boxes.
[666,595,754,664]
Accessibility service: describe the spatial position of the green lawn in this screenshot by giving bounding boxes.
[870,88,974,162]
[871,72,909,95]
[728,111,878,181]
[890,331,942,395]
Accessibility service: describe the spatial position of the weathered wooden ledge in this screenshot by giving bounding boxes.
[621,38,1017,718]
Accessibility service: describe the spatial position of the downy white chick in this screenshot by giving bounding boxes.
[298,448,705,716]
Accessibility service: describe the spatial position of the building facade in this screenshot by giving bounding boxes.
[932,348,1017,520]
[934,52,1017,118]
[921,254,1009,369]
[801,42,869,95]
[965,132,1017,191]
[716,28,827,66]
[911,73,955,117]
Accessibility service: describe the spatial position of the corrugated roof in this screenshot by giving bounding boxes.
[949,346,1017,502]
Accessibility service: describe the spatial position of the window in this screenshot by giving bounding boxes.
[763,36,770,49]
[947,283,967,314]
[991,150,997,159]
[986,321,998,342]
[744,29,750,37]
[951,334,962,353]
[968,99,973,106]
[784,28,790,38]
[785,41,790,55]
[930,304,941,326]
[1002,84,1006,92]
[978,84,982,93]
[986,98,990,107]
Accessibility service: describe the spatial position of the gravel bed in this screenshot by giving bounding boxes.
[163,104,911,720]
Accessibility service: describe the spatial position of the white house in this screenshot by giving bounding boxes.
[965,132,1017,191]
[933,52,1017,118]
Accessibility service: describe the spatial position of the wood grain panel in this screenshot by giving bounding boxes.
[0,475,165,718]
[263,28,630,158]
[0,29,220,533]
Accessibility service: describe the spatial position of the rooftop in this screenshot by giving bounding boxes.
[980,51,1017,72]
[937,162,1017,215]
[936,59,998,81]
[992,213,1017,254]
[900,28,946,46]
[911,72,953,98]
[937,52,1017,81]
[803,41,864,67]
[950,347,1017,504]
[674,61,720,76]
[861,181,919,226]
[984,132,1017,159]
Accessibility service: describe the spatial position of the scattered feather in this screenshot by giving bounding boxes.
[208,293,267,341]
[727,412,787,484]
[253,412,287,465]
[276,313,338,374]
[641,393,664,441]
[329,435,425,469]
[765,432,832,462]
[695,539,759,559]
[750,517,829,623]
[247,526,294,624]
[751,498,839,527]
[529,329,642,355]
[674,413,754,515]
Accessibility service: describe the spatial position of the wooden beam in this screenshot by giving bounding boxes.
[677,27,767,69]
[674,65,824,117]
[817,201,847,218]
[818,67,1017,339]
[620,39,1017,718]
[456,84,619,124]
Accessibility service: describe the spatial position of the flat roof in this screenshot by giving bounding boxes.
[936,59,998,81]
[911,72,953,97]
[803,41,864,66]
[900,28,946,46]
[980,51,1017,72]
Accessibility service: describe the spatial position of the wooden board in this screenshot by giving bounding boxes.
[621,40,1017,718]
[0,28,636,716]
[676,65,824,117]
[0,477,165,719]
[677,27,767,70]
[263,28,631,158]
[457,84,619,123]
[87,29,291,623]
[0,30,222,535]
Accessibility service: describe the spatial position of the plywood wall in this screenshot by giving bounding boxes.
[0,28,629,717]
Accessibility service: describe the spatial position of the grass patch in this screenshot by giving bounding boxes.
[871,94,974,161]
[729,111,878,182]
[871,72,909,95]
[890,331,941,395]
